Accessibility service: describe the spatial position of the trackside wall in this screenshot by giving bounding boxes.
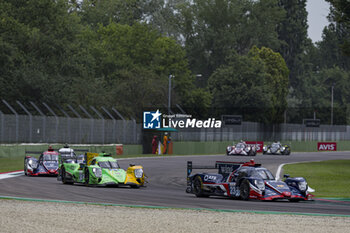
[1,141,350,158]
[172,141,350,155]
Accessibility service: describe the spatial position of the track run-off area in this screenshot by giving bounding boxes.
[1,152,350,216]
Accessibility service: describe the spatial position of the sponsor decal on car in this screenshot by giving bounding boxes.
[317,142,337,151]
[246,141,264,153]
[204,175,217,181]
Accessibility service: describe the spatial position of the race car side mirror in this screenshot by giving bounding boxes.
[284,174,290,178]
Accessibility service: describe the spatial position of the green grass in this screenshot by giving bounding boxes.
[283,160,350,198]
[0,157,24,173]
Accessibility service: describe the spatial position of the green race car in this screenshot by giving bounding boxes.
[58,152,145,187]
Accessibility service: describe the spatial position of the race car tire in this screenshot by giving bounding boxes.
[62,167,73,185]
[193,176,209,198]
[288,199,301,202]
[24,159,27,176]
[85,168,90,186]
[248,150,256,156]
[282,150,290,155]
[240,180,250,201]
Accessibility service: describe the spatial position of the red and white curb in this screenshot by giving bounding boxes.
[0,170,24,180]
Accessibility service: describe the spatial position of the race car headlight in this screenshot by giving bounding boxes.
[263,146,267,150]
[227,146,232,151]
[28,159,38,169]
[134,168,143,178]
[298,181,307,192]
[281,147,285,151]
[92,167,102,178]
[254,179,265,191]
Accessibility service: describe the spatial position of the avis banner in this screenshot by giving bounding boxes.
[317,142,337,151]
[246,141,264,153]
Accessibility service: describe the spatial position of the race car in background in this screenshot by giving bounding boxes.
[263,142,291,155]
[24,146,59,176]
[186,159,312,201]
[57,145,88,181]
[59,152,145,188]
[226,141,257,156]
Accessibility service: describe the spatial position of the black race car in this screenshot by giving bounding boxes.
[263,142,291,155]
[186,159,312,201]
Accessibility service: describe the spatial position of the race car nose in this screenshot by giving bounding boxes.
[282,191,291,197]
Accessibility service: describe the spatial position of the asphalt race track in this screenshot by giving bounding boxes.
[1,152,350,215]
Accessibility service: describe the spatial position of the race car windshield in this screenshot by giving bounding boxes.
[271,143,279,148]
[236,143,245,149]
[253,169,275,180]
[99,161,120,169]
[43,154,59,161]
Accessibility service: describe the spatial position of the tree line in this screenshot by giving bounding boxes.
[0,0,349,124]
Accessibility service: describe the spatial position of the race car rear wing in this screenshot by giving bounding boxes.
[25,151,43,154]
[58,148,89,164]
[187,161,216,177]
[26,148,88,154]
[73,149,89,152]
[187,159,261,177]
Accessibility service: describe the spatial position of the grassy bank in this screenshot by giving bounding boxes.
[283,160,350,198]
[0,157,24,173]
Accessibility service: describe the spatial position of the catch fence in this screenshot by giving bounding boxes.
[0,111,349,144]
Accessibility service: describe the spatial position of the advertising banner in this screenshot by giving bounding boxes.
[317,142,337,151]
[246,141,264,153]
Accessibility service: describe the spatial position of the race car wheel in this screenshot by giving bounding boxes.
[85,169,90,186]
[248,150,256,156]
[24,159,27,176]
[62,167,73,185]
[193,176,209,198]
[240,180,250,201]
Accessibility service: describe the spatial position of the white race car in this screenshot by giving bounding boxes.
[226,142,257,156]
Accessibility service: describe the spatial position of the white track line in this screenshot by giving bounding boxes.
[275,159,329,181]
[275,162,300,180]
[275,163,286,181]
[275,162,316,192]
[0,171,24,180]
